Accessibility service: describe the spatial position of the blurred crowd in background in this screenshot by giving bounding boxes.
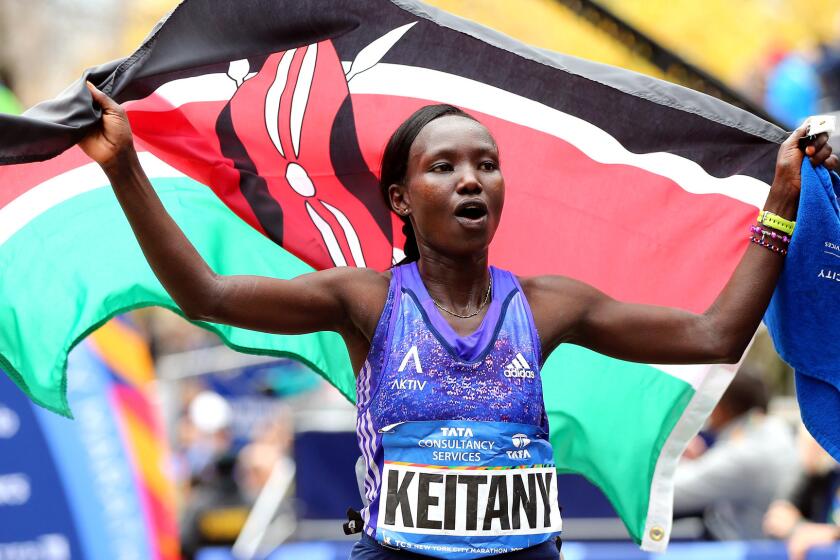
[3,1,840,559]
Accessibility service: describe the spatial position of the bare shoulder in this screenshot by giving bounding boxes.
[350,266,391,297]
[518,274,604,353]
[518,274,600,304]
[306,265,391,306]
[317,266,392,339]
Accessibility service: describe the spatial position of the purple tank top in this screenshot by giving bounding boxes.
[355,263,560,558]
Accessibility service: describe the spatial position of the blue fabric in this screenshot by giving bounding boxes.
[765,160,840,461]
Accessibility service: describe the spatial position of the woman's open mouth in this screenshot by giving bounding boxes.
[454,200,488,225]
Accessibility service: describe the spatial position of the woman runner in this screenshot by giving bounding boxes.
[81,84,835,559]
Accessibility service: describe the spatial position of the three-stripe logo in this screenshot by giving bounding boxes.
[503,353,534,379]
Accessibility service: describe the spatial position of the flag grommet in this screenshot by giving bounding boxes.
[649,527,665,541]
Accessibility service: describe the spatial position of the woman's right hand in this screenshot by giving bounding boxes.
[79,82,134,170]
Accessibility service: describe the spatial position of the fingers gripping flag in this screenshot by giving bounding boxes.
[0,0,786,550]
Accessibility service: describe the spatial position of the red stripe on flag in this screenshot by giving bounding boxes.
[0,147,91,208]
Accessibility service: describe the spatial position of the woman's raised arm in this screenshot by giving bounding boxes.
[527,126,839,364]
[80,83,383,337]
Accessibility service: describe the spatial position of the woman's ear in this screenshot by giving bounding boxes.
[388,183,410,216]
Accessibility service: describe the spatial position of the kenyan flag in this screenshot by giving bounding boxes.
[0,0,785,550]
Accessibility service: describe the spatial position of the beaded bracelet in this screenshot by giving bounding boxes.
[750,225,790,244]
[750,235,787,256]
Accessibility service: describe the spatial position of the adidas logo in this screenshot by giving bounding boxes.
[503,353,535,379]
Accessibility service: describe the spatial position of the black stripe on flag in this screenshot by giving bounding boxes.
[0,0,785,185]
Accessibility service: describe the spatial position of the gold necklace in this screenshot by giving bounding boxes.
[432,275,493,319]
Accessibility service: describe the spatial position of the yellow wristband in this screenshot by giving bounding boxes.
[757,210,795,236]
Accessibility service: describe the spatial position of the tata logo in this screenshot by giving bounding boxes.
[440,427,474,437]
[0,406,20,439]
[0,473,31,506]
[511,433,531,448]
[506,449,532,460]
[507,433,532,459]
[389,379,427,391]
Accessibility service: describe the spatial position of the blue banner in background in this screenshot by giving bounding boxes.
[0,373,82,559]
[0,341,151,559]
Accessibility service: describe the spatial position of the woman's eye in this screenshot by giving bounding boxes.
[480,161,498,171]
[431,163,452,172]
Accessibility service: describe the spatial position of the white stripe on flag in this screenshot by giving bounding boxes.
[642,362,737,551]
[131,73,238,108]
[348,63,771,209]
[0,152,182,246]
[656,363,719,391]
[121,62,770,208]
[127,65,771,209]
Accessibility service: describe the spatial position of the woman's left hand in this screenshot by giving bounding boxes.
[764,127,838,220]
[804,133,839,170]
[772,127,839,193]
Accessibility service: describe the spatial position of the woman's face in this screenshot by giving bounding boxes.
[392,115,505,258]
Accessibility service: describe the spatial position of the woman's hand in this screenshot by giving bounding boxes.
[78,82,134,170]
[766,126,838,219]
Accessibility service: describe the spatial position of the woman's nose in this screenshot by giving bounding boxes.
[455,169,482,194]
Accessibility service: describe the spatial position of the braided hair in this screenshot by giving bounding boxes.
[379,104,478,264]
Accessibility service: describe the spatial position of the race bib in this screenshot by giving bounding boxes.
[375,420,562,559]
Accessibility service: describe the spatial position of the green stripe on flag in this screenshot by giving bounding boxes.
[0,177,355,416]
[542,344,694,542]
